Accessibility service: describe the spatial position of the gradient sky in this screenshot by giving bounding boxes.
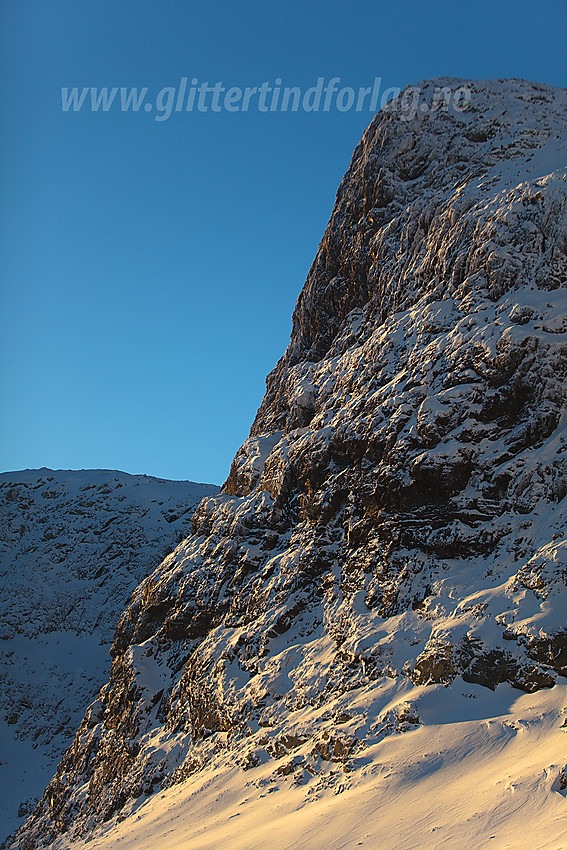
[1,0,566,485]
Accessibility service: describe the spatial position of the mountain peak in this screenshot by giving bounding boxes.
[11,79,567,850]
[250,76,567,437]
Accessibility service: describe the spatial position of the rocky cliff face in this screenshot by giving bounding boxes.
[13,78,567,849]
[0,469,218,844]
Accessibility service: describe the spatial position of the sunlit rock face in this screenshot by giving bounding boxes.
[13,78,567,849]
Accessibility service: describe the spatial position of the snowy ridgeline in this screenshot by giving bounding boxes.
[0,469,218,843]
[10,78,567,850]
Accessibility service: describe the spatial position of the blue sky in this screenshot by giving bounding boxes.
[1,0,566,485]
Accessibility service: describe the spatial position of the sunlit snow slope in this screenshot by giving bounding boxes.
[67,683,567,850]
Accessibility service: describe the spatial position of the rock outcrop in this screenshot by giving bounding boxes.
[13,78,567,849]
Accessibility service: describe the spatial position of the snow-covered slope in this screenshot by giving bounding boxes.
[0,469,218,844]
[44,683,567,850]
[13,78,567,850]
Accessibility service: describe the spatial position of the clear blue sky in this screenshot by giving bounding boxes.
[1,0,566,485]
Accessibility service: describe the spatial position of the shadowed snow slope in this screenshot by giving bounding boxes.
[13,77,567,849]
[0,469,218,844]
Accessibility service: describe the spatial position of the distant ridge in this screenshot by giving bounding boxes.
[0,468,218,843]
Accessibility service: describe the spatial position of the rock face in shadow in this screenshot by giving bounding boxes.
[12,78,567,849]
[0,470,218,845]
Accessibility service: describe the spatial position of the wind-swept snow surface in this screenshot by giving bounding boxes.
[60,683,567,850]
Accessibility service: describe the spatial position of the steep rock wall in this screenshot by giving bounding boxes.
[13,78,567,849]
